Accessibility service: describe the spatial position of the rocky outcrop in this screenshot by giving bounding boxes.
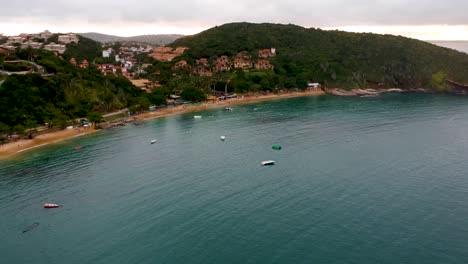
[323,88,410,97]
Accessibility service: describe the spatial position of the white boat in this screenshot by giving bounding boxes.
[194,115,202,119]
[261,160,275,166]
[224,107,233,112]
[150,139,157,144]
[220,136,226,141]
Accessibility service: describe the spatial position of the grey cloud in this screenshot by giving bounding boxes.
[1,0,468,27]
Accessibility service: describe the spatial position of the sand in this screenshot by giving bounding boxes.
[0,90,325,159]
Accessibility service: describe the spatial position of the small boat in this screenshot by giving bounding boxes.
[224,107,233,112]
[194,115,202,119]
[220,136,226,141]
[150,139,157,144]
[74,146,82,150]
[272,145,282,150]
[261,160,275,166]
[43,203,60,209]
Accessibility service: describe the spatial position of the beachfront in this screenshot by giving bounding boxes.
[0,90,325,159]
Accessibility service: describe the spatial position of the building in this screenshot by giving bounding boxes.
[80,59,89,69]
[7,36,25,44]
[21,41,42,49]
[234,58,253,70]
[0,44,15,51]
[195,58,209,67]
[0,48,9,56]
[69,57,77,65]
[214,55,232,72]
[173,60,189,70]
[192,65,212,76]
[39,30,52,40]
[58,34,79,44]
[258,48,276,58]
[217,55,230,64]
[44,42,66,54]
[255,59,274,70]
[307,82,321,89]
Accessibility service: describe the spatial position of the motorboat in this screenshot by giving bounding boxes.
[194,115,202,119]
[150,139,157,144]
[272,145,282,150]
[224,107,233,112]
[220,136,226,141]
[261,160,275,166]
[43,203,60,209]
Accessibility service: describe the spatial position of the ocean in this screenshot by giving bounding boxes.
[1,94,468,263]
[430,40,468,54]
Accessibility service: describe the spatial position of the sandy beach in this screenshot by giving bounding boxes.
[0,90,324,159]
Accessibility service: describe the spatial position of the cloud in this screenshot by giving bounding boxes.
[1,0,467,37]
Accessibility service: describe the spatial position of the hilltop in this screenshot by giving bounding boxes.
[80,32,184,45]
[171,22,468,88]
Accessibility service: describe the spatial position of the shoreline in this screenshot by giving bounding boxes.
[0,90,325,160]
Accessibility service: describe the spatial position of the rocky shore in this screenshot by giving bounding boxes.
[322,87,428,97]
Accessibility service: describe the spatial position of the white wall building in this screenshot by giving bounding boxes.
[44,42,66,54]
[7,36,25,44]
[21,41,43,49]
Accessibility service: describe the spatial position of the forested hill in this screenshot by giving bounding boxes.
[171,22,468,88]
[0,49,152,135]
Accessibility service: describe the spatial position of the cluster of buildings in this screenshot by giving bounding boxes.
[69,44,152,78]
[0,31,79,54]
[173,48,276,76]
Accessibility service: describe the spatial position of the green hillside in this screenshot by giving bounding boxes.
[0,49,159,134]
[63,35,102,62]
[171,22,468,88]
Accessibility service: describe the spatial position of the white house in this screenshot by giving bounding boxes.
[7,36,25,44]
[44,42,66,54]
[21,41,43,49]
[307,82,321,89]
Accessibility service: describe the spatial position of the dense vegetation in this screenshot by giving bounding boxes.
[2,23,468,134]
[171,23,468,89]
[0,49,165,134]
[63,35,102,62]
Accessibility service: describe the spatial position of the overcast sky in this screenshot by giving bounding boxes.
[1,0,468,40]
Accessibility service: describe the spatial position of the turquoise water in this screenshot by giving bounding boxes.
[1,94,468,263]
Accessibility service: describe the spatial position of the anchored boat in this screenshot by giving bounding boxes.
[261,160,275,166]
[43,203,60,209]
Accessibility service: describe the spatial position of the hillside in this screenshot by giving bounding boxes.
[171,23,468,88]
[81,33,184,45]
[0,49,157,134]
[63,35,103,62]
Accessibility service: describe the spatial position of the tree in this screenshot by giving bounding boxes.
[87,111,103,127]
[147,91,167,106]
[431,71,448,90]
[181,87,207,102]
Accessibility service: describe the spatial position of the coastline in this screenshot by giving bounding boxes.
[0,90,325,160]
